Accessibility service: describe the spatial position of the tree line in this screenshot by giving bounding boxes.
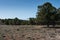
[0,2,60,25]
[0,18,29,25]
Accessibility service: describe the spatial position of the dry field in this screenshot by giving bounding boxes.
[0,25,60,40]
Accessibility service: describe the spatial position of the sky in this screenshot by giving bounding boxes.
[0,0,60,20]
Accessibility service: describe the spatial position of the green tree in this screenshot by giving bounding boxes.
[14,17,21,25]
[36,2,57,27]
[29,18,36,25]
[21,20,29,25]
[55,8,60,24]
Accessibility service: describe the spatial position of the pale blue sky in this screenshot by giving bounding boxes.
[0,0,60,20]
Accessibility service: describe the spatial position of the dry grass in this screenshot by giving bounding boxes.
[0,25,60,40]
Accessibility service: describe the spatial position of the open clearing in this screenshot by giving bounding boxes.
[0,25,60,40]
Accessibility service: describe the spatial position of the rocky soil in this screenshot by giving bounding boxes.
[0,25,60,40]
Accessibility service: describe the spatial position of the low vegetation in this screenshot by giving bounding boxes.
[0,25,60,40]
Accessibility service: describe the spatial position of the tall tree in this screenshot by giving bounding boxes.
[36,2,57,27]
[55,8,60,24]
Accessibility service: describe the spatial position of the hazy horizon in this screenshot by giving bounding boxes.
[0,0,60,20]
